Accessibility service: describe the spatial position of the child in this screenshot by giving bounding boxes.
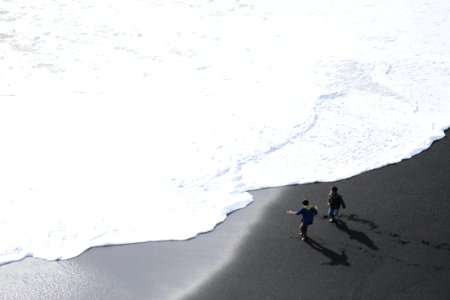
[328,186,346,223]
[287,199,318,241]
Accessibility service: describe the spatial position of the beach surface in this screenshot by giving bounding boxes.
[0,129,449,300]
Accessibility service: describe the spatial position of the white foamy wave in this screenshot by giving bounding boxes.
[1,0,450,265]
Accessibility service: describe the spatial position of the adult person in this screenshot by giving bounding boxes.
[287,199,318,241]
[328,186,346,223]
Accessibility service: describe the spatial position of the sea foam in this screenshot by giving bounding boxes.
[0,0,450,265]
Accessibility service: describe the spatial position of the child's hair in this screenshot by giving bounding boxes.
[331,186,338,192]
[302,199,309,206]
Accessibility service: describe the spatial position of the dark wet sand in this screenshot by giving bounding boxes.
[184,129,450,300]
[0,130,449,300]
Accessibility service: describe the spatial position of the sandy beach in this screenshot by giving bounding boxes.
[0,129,449,300]
[185,129,450,300]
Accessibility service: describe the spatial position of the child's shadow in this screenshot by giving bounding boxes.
[305,238,351,266]
[334,220,379,250]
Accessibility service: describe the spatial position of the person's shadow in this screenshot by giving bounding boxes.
[305,238,351,266]
[334,220,379,250]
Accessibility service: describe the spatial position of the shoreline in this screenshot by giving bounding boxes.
[184,129,450,299]
[0,129,449,299]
